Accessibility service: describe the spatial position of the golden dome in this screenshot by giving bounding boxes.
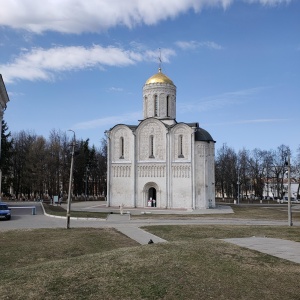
[145,68,174,85]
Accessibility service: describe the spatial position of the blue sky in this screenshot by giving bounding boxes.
[0,0,299,155]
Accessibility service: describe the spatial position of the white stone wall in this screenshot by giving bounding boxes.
[108,125,135,207]
[143,83,176,119]
[136,175,167,208]
[168,124,193,209]
[194,141,215,209]
[135,119,168,208]
[171,124,192,161]
[106,68,216,210]
[107,115,215,210]
[110,176,133,207]
[171,177,192,209]
[136,118,167,162]
[110,125,133,162]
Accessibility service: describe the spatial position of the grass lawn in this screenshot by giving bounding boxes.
[132,204,300,222]
[42,201,300,223]
[1,224,300,299]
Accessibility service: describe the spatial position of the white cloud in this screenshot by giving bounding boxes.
[175,41,199,50]
[178,87,267,113]
[211,118,288,126]
[200,41,223,50]
[245,0,291,6]
[0,45,176,83]
[108,87,124,92]
[236,118,288,124]
[176,40,223,50]
[0,0,289,34]
[73,111,142,130]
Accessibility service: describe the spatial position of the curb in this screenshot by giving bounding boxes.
[40,203,106,221]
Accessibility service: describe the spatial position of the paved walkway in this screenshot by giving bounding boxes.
[64,201,235,215]
[223,237,300,264]
[1,201,300,262]
[106,213,167,244]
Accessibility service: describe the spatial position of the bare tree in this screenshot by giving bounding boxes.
[237,148,251,198]
[270,145,291,199]
[27,136,47,199]
[215,144,237,199]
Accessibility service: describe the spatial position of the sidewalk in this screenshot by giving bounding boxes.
[223,237,300,264]
[63,201,235,215]
[107,213,167,245]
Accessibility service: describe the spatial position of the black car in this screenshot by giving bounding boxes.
[0,202,11,220]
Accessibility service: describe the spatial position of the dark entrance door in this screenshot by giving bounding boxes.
[148,187,156,207]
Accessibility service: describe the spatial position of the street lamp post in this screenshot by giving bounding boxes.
[85,166,89,201]
[287,154,292,226]
[237,170,240,205]
[66,130,75,229]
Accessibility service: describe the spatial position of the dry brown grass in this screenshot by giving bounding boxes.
[1,225,300,299]
[132,204,300,222]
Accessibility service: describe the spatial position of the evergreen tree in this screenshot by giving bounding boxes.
[0,120,13,196]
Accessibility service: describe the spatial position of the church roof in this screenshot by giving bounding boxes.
[184,123,215,142]
[109,121,215,143]
[194,127,215,142]
[145,68,175,86]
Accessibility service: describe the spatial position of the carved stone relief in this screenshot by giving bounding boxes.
[197,144,205,157]
[138,165,166,177]
[112,165,131,177]
[172,164,191,178]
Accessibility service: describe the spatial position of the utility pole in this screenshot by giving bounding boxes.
[85,166,89,201]
[66,130,75,229]
[287,154,292,226]
[237,170,240,205]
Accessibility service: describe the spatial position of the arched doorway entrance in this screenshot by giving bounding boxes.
[143,182,159,208]
[148,187,157,207]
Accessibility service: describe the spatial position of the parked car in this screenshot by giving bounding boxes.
[0,202,11,220]
[282,197,297,203]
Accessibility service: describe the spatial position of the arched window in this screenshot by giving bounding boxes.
[119,137,124,159]
[154,95,158,117]
[166,95,170,117]
[178,135,184,158]
[149,135,155,158]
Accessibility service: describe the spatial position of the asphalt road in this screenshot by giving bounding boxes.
[1,201,299,232]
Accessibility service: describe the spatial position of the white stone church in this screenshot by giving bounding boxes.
[106,68,215,210]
